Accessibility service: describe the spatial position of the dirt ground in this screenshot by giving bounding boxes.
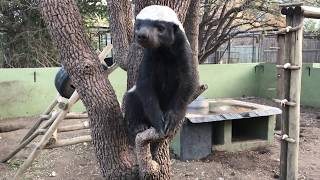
[0,98,320,180]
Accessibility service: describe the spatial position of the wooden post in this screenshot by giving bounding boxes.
[276,34,286,130]
[287,7,303,180]
[279,5,304,180]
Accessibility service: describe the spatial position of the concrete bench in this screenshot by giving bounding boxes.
[171,99,282,160]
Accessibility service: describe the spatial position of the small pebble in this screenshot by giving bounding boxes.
[83,142,88,146]
[218,177,224,180]
[49,171,57,177]
[272,170,279,179]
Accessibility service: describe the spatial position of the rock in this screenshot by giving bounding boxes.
[273,173,280,179]
[218,177,224,180]
[49,171,57,177]
[230,172,236,176]
[272,170,279,179]
[298,175,306,180]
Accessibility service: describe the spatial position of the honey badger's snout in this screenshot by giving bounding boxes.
[135,26,159,48]
[136,27,149,42]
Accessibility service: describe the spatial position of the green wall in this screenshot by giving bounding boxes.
[2,63,320,119]
[0,64,259,119]
[199,64,258,99]
[256,64,277,99]
[256,63,320,108]
[301,64,320,107]
[0,68,127,119]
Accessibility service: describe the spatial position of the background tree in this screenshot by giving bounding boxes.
[304,19,320,35]
[198,0,283,63]
[0,0,108,68]
[304,1,320,36]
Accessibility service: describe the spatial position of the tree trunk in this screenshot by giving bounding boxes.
[184,0,200,62]
[40,1,137,179]
[40,0,199,179]
[184,0,201,79]
[106,0,133,71]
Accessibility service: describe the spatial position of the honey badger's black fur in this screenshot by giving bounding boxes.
[125,5,198,144]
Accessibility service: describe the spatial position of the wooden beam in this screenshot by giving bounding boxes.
[302,6,320,19]
[20,95,59,143]
[1,129,46,163]
[57,121,90,132]
[45,135,92,148]
[279,2,303,8]
[65,113,88,119]
[14,92,80,179]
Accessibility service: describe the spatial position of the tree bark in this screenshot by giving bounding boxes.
[106,0,133,71]
[40,1,137,179]
[184,0,201,78]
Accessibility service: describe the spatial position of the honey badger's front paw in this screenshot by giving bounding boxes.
[153,116,166,138]
[164,111,177,135]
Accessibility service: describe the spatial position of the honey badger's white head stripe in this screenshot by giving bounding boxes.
[136,5,185,32]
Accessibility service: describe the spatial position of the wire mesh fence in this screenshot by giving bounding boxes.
[204,33,320,64]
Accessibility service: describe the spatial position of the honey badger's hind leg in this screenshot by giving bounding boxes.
[124,91,149,145]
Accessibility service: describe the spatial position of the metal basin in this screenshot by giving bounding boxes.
[209,103,256,114]
[187,99,282,123]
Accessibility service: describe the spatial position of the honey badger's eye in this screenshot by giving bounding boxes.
[157,25,165,33]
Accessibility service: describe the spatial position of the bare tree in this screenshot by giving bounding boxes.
[40,0,201,179]
[198,0,282,63]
